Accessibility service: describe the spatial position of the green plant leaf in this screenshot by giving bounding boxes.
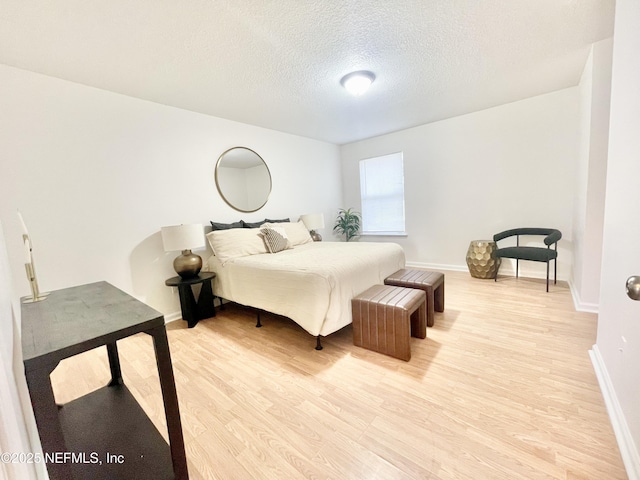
[333,208,361,241]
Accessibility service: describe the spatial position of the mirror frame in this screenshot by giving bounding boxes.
[214,146,272,213]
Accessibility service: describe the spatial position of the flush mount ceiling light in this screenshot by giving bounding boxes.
[340,70,376,96]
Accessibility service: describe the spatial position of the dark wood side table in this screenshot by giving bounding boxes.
[21,281,188,480]
[165,272,217,328]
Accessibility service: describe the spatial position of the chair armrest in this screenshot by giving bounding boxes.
[494,228,562,245]
[544,230,562,246]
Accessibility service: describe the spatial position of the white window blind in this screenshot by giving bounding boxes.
[359,152,406,235]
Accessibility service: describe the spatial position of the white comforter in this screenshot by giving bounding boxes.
[205,241,405,336]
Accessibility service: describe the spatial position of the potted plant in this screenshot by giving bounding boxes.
[333,208,361,242]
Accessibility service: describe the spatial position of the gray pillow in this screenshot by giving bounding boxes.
[265,218,290,223]
[210,220,244,231]
[243,219,267,228]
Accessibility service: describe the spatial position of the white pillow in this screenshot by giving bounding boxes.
[264,221,313,247]
[260,226,290,253]
[206,228,268,263]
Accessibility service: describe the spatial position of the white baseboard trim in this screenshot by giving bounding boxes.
[164,311,182,324]
[411,263,596,313]
[399,262,597,315]
[405,262,565,282]
[406,261,468,272]
[163,297,232,325]
[404,262,522,275]
[568,279,599,313]
[589,345,640,480]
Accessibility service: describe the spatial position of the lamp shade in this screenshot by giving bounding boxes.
[300,214,325,231]
[161,224,204,252]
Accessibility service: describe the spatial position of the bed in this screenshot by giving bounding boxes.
[203,221,405,344]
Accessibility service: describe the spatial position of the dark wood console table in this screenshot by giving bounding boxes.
[21,281,188,480]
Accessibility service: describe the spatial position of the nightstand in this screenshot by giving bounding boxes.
[165,271,217,328]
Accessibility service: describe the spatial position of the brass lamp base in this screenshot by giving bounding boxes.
[22,293,49,304]
[174,249,203,278]
[22,263,49,303]
[310,230,322,242]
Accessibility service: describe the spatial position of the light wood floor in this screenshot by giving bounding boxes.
[50,271,627,479]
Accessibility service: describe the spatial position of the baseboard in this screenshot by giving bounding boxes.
[568,279,599,313]
[405,261,524,275]
[405,262,563,282]
[406,261,468,272]
[164,311,182,324]
[589,345,640,480]
[401,263,595,315]
[163,299,229,324]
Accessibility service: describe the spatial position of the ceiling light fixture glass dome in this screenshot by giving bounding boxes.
[340,70,376,96]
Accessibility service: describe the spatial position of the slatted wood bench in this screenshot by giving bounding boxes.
[384,269,444,327]
[351,284,426,361]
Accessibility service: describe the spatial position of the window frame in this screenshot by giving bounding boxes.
[358,152,407,236]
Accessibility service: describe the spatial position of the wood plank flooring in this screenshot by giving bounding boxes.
[50,271,627,479]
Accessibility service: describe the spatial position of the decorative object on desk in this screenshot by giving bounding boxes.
[17,211,48,303]
[466,240,501,279]
[300,213,325,241]
[161,224,205,278]
[333,208,361,242]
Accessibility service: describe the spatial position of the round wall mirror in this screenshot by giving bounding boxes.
[215,147,272,213]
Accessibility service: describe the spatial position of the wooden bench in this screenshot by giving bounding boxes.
[384,269,444,327]
[351,284,426,361]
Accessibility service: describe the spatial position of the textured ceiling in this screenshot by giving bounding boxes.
[0,1,615,144]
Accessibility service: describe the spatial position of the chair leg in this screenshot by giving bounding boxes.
[546,261,550,292]
[554,257,557,285]
[516,259,519,279]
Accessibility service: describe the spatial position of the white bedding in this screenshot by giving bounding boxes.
[205,241,405,336]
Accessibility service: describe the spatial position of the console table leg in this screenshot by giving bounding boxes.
[25,366,74,480]
[149,326,189,480]
[106,342,123,386]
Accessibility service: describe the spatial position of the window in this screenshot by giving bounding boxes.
[359,152,406,235]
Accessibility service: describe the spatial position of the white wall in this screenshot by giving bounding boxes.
[340,88,579,280]
[571,39,612,313]
[0,221,40,480]
[572,48,594,309]
[592,0,640,476]
[0,64,342,317]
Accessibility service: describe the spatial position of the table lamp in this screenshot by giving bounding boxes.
[300,213,325,242]
[161,224,205,278]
